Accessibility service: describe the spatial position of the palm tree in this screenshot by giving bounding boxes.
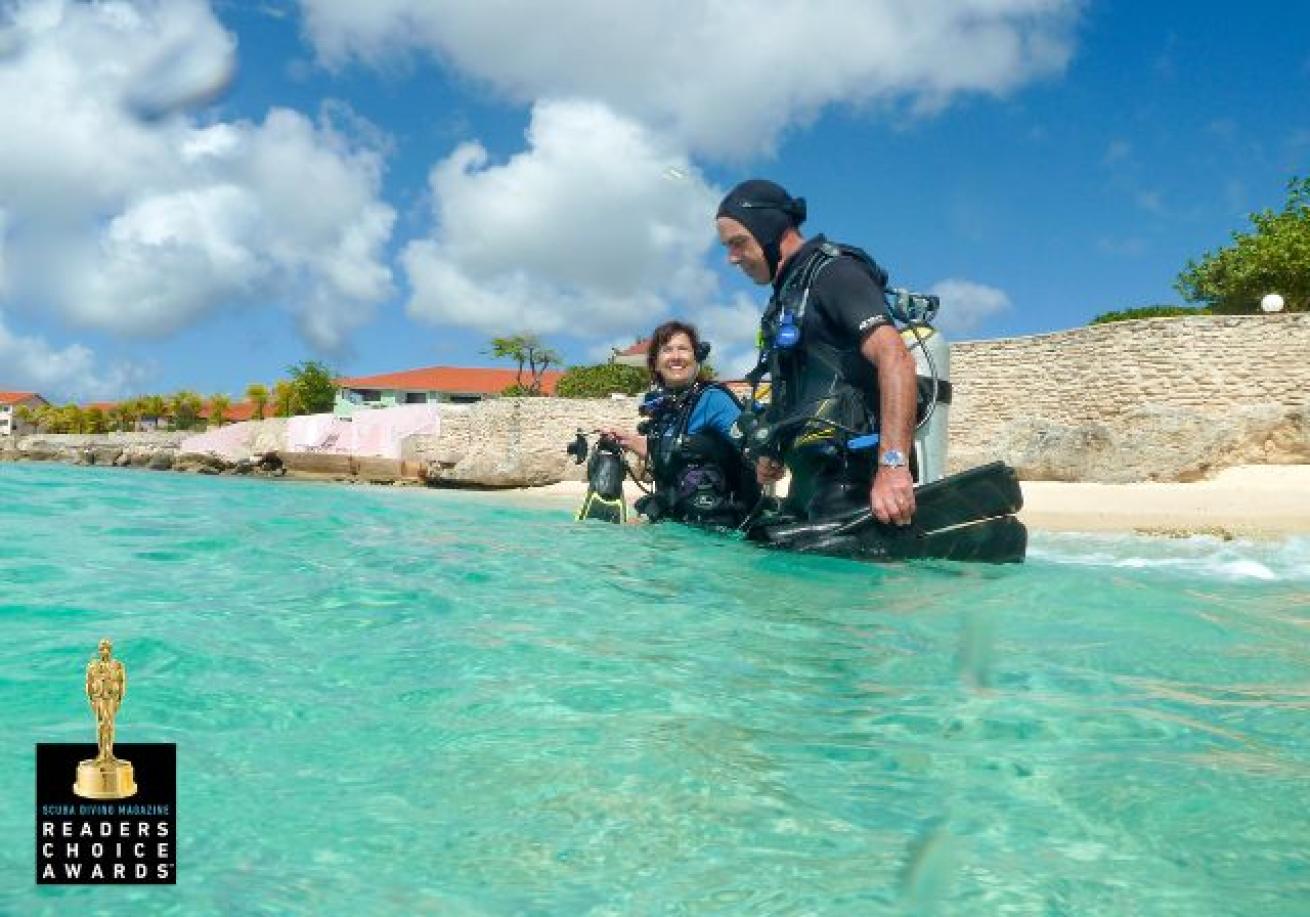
[272,380,301,417]
[120,399,142,432]
[85,407,109,434]
[169,391,204,431]
[140,395,168,431]
[245,383,269,421]
[207,393,232,428]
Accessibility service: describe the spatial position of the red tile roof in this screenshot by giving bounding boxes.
[0,391,42,405]
[199,401,262,422]
[336,365,565,396]
[616,339,650,356]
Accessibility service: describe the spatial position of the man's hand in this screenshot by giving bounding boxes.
[871,465,915,526]
[756,456,786,485]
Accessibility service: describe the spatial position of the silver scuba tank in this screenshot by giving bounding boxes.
[889,289,950,485]
[903,323,950,484]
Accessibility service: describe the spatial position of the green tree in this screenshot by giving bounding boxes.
[207,393,232,428]
[85,407,109,434]
[106,404,129,432]
[489,334,562,395]
[30,405,52,432]
[140,395,169,430]
[1176,175,1310,313]
[107,400,138,432]
[14,404,36,431]
[120,399,142,432]
[169,391,205,431]
[556,363,650,398]
[287,360,337,413]
[245,383,269,420]
[47,404,84,433]
[272,380,301,417]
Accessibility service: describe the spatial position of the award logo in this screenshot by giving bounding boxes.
[36,639,177,884]
[74,638,136,800]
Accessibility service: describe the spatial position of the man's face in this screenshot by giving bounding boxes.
[98,640,111,660]
[716,217,771,285]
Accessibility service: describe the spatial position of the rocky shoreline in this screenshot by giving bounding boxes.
[0,434,440,486]
[3,392,1308,488]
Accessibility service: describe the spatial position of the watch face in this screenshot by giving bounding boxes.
[880,450,906,467]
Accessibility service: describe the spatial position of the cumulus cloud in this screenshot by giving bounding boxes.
[298,0,1080,157]
[927,279,1012,336]
[688,294,765,379]
[0,310,148,401]
[0,208,7,298]
[0,0,395,351]
[403,99,720,339]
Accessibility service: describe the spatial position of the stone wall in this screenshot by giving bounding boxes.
[4,315,1307,485]
[946,313,1310,480]
[407,397,642,486]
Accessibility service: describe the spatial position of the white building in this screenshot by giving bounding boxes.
[0,392,49,436]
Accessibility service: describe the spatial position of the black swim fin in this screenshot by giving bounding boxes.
[575,445,628,524]
[753,461,1027,564]
[784,514,1027,563]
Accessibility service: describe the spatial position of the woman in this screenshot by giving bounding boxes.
[611,321,759,528]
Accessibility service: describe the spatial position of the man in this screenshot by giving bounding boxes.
[715,179,917,526]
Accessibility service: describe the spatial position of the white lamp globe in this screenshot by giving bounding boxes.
[1260,293,1285,313]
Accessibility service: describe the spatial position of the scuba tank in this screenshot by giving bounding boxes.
[889,290,951,485]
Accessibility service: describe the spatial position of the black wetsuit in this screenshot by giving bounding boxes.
[760,234,893,520]
[635,383,760,528]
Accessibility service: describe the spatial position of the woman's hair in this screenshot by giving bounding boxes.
[645,320,706,383]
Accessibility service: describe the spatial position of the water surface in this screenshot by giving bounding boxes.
[1,463,1306,914]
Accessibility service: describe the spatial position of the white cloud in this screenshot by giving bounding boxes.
[403,99,720,339]
[298,0,1080,157]
[0,310,148,401]
[1135,189,1165,214]
[927,279,1012,335]
[0,208,8,298]
[687,294,764,380]
[1103,139,1132,165]
[1097,236,1148,257]
[0,0,395,351]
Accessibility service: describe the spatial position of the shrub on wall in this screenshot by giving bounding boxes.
[556,363,650,398]
[1176,175,1310,313]
[1089,305,1212,325]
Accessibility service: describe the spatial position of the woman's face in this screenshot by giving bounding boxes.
[655,332,698,389]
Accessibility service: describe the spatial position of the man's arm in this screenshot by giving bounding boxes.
[860,325,917,525]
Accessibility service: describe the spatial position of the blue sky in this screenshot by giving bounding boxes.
[0,0,1306,402]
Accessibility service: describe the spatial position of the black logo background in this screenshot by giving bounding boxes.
[36,743,177,884]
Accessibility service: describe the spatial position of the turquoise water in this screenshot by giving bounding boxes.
[1,462,1307,915]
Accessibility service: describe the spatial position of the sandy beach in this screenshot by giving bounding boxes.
[495,464,1310,540]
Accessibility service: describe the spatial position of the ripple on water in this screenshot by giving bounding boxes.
[1,463,1307,914]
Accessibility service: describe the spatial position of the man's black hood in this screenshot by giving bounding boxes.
[716,179,806,280]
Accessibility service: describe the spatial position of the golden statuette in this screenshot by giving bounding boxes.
[73,638,137,799]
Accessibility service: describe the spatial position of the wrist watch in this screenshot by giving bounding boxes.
[878,449,908,469]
